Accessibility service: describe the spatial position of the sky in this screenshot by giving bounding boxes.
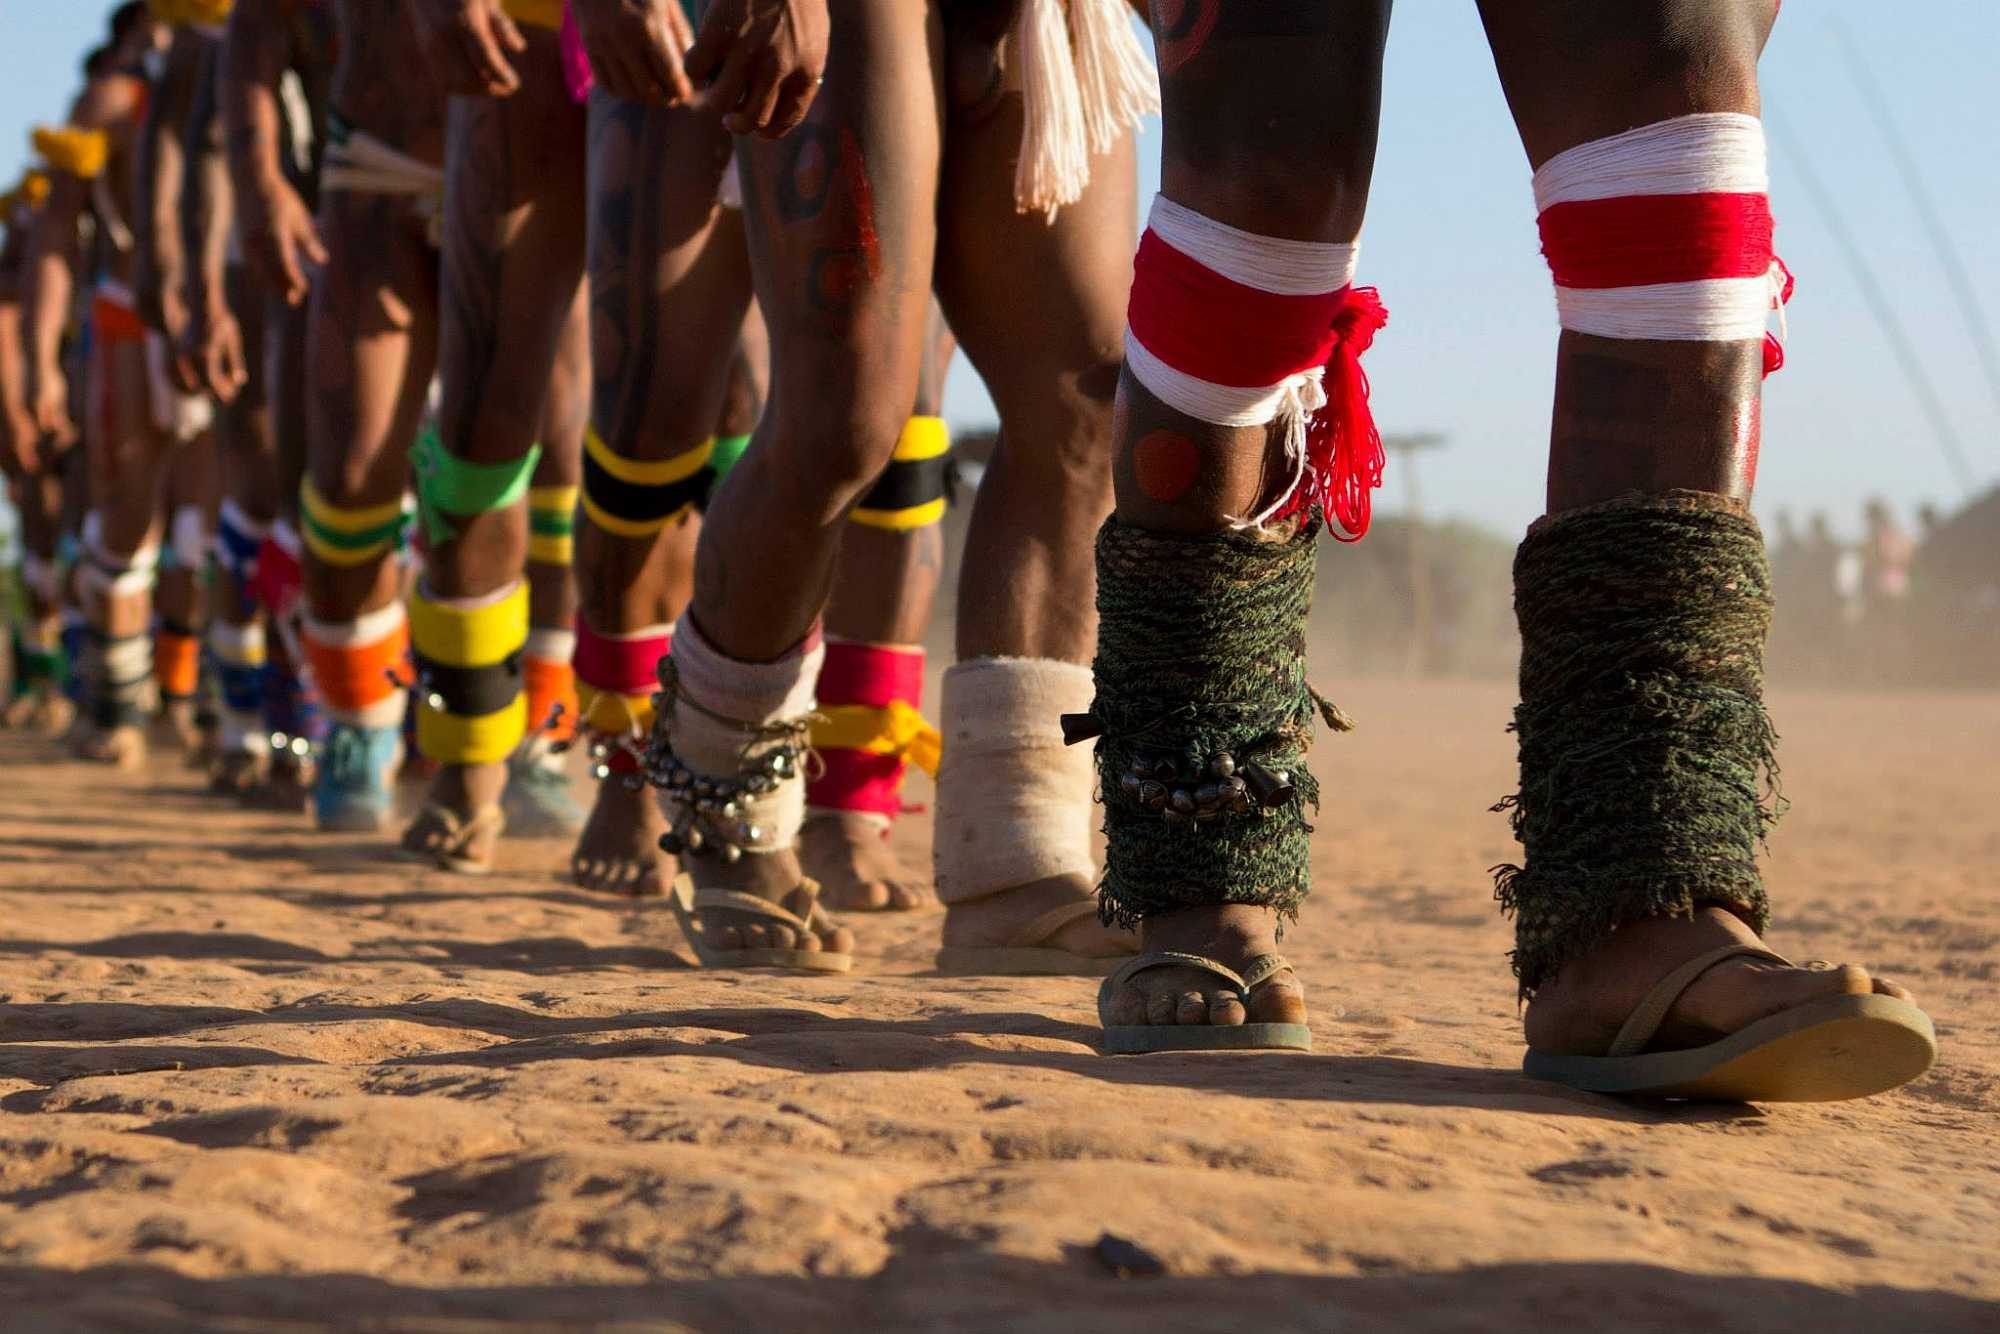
[4,2,1995,539]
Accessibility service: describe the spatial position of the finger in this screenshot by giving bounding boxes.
[299,218,329,269]
[464,18,519,95]
[683,12,733,87]
[641,14,693,105]
[701,44,756,127]
[732,52,786,138]
[492,7,526,52]
[279,243,308,307]
[765,68,818,139]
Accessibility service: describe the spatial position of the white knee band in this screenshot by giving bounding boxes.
[933,657,1097,903]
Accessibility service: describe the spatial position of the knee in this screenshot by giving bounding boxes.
[768,398,911,525]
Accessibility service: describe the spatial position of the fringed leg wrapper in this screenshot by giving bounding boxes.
[1087,516,1343,1053]
[1501,491,1933,1100]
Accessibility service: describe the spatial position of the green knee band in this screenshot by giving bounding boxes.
[412,425,542,546]
[1494,491,1779,998]
[1089,517,1345,930]
[707,433,752,488]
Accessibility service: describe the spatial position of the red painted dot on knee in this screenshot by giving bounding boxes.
[1133,431,1203,504]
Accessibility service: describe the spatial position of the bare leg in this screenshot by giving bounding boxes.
[79,326,172,770]
[672,0,944,953]
[404,30,586,870]
[505,277,590,836]
[300,179,440,829]
[569,89,751,896]
[803,305,950,911]
[1475,0,1915,1056]
[208,265,280,793]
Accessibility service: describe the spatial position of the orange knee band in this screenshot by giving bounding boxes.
[524,653,578,742]
[303,619,411,713]
[154,629,201,698]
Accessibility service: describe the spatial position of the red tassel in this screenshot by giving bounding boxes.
[1276,287,1389,541]
[1762,256,1795,378]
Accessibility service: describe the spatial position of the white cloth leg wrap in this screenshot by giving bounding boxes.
[667,617,824,855]
[934,657,1097,903]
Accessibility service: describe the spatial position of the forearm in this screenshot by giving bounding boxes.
[23,189,83,377]
[183,147,235,325]
[138,37,206,328]
[221,3,293,211]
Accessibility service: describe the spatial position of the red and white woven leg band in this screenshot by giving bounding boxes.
[1124,195,1387,540]
[1534,112,1793,374]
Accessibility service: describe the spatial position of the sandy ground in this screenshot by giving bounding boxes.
[0,678,1993,1332]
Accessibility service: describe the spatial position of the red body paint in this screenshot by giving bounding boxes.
[813,129,883,310]
[1734,395,1762,489]
[1133,431,1202,504]
[1154,0,1221,76]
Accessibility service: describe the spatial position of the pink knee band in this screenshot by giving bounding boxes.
[574,620,672,698]
[808,640,928,821]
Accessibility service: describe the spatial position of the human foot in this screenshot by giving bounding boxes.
[674,846,855,958]
[800,811,934,911]
[244,747,314,813]
[83,722,148,772]
[936,871,1137,975]
[153,699,205,760]
[570,771,671,897]
[1524,905,1916,1058]
[210,747,268,796]
[402,760,509,872]
[1099,904,1306,1032]
[502,741,586,838]
[3,685,75,735]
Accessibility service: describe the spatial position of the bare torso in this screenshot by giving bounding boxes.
[331,0,446,163]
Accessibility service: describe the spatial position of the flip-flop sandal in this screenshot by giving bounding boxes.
[1523,942,1937,1102]
[402,802,507,876]
[668,873,854,973]
[1097,951,1311,1054]
[934,900,1136,977]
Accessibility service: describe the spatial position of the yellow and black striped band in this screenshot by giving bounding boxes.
[851,416,950,532]
[580,427,711,539]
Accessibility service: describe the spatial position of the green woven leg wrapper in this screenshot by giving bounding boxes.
[1092,516,1346,930]
[1495,490,1782,998]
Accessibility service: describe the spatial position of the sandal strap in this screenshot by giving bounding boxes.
[691,888,813,933]
[1607,942,1792,1058]
[1106,950,1249,995]
[1237,953,1295,992]
[1009,899,1101,949]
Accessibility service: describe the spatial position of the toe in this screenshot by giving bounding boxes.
[1174,990,1209,1026]
[1207,992,1248,1027]
[823,924,856,955]
[886,879,935,911]
[1146,990,1179,1026]
[1873,976,1915,1003]
[1109,987,1148,1026]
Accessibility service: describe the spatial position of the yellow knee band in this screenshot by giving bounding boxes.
[580,427,710,538]
[576,682,656,736]
[527,484,578,566]
[416,697,528,766]
[300,479,411,567]
[409,582,529,668]
[851,416,950,532]
[410,584,529,763]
